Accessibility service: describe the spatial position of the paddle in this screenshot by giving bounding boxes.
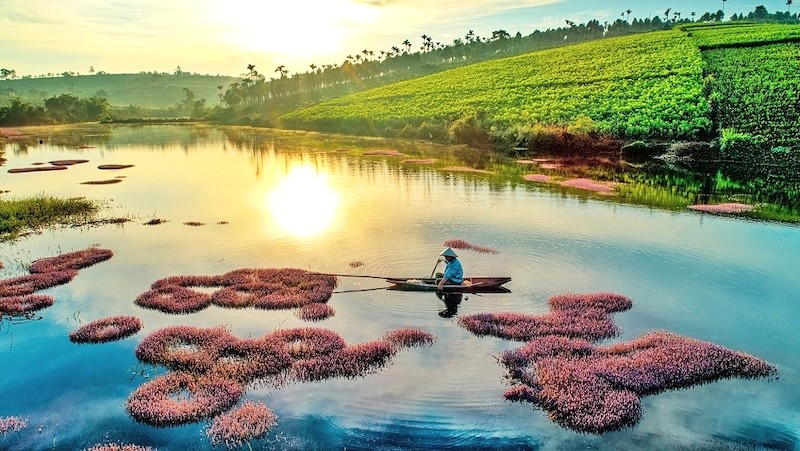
[429,257,442,279]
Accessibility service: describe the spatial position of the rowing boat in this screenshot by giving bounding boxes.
[386,277,511,293]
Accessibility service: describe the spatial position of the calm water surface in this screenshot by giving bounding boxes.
[1,125,798,450]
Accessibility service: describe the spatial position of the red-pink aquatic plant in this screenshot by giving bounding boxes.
[501,331,777,434]
[98,164,134,170]
[69,316,142,344]
[290,340,397,382]
[211,337,293,383]
[295,303,335,322]
[443,239,499,255]
[206,401,277,448]
[348,260,365,268]
[0,416,28,435]
[559,178,618,195]
[134,286,212,314]
[81,179,123,185]
[86,444,153,451]
[523,173,553,183]
[0,271,78,297]
[271,327,348,359]
[29,247,113,274]
[688,203,754,214]
[126,372,244,427]
[8,166,68,173]
[49,159,89,166]
[135,326,231,372]
[0,294,54,316]
[150,274,221,290]
[384,328,436,349]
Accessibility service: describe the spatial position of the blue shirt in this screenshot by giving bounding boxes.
[443,258,464,283]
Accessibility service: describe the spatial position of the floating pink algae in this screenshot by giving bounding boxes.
[523,173,553,183]
[295,303,335,321]
[8,166,68,173]
[459,292,777,434]
[81,179,123,185]
[29,247,113,273]
[206,401,277,448]
[0,416,28,435]
[443,239,499,255]
[69,316,142,344]
[559,177,618,195]
[49,159,89,166]
[86,444,153,451]
[688,203,754,214]
[128,325,435,428]
[134,286,212,314]
[0,294,55,316]
[384,328,436,348]
[126,372,244,427]
[98,164,134,170]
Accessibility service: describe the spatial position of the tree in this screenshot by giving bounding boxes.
[626,9,632,22]
[274,65,288,78]
[0,68,17,79]
[787,0,793,14]
[491,30,511,41]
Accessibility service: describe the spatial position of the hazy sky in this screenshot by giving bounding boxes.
[0,0,783,77]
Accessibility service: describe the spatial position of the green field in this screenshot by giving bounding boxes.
[280,23,800,152]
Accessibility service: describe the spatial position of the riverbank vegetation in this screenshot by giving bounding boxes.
[0,195,99,240]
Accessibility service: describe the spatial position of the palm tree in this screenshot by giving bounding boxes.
[691,11,696,21]
[664,8,671,22]
[722,0,727,14]
[402,39,411,53]
[465,30,475,43]
[274,65,288,78]
[788,0,793,14]
[626,9,632,21]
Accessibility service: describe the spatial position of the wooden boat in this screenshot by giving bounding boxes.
[386,277,511,293]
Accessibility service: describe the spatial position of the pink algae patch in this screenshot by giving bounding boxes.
[442,166,493,174]
[459,292,777,434]
[86,444,152,451]
[444,239,499,255]
[295,303,335,321]
[688,203,754,214]
[523,173,553,183]
[98,164,134,170]
[69,315,142,344]
[206,401,277,448]
[81,179,123,185]
[363,150,408,157]
[401,159,436,164]
[0,416,28,435]
[559,178,618,195]
[8,166,68,173]
[49,159,89,166]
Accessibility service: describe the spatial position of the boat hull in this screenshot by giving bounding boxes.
[386,277,511,293]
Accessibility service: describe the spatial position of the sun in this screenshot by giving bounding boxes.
[211,0,380,61]
[266,164,340,238]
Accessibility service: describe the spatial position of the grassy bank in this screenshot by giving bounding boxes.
[0,194,99,240]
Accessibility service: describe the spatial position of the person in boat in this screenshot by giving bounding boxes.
[437,247,464,290]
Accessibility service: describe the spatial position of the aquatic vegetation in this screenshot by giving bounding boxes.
[85,444,153,451]
[362,150,407,157]
[81,179,123,185]
[98,164,135,170]
[461,292,776,434]
[458,292,632,341]
[442,166,493,174]
[126,371,244,427]
[348,260,365,268]
[69,315,142,344]
[135,325,232,372]
[143,218,167,225]
[150,274,220,290]
[49,159,89,166]
[523,173,553,183]
[128,325,433,429]
[134,286,212,314]
[295,303,335,321]
[401,159,436,164]
[559,178,618,195]
[206,401,277,448]
[384,328,436,349]
[0,416,28,435]
[688,203,754,214]
[0,195,99,238]
[0,271,77,297]
[29,247,113,273]
[183,221,206,226]
[0,294,54,316]
[7,166,68,173]
[502,331,777,434]
[443,239,499,255]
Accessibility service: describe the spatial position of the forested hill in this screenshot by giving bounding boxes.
[0,73,238,108]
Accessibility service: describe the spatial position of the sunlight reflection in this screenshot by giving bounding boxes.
[267,164,340,237]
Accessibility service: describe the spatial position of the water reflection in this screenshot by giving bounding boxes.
[266,163,340,237]
[437,292,463,318]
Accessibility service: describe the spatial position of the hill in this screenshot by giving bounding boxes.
[0,73,238,108]
[280,23,800,153]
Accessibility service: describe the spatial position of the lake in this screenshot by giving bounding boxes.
[1,124,798,450]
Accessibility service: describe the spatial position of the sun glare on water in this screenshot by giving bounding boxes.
[267,165,340,238]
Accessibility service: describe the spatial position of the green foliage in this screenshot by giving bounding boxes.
[0,195,98,240]
[0,94,110,125]
[684,23,800,49]
[282,30,712,143]
[447,112,490,147]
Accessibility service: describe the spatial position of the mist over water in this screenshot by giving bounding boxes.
[1,125,798,450]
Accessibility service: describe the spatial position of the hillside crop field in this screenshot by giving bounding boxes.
[281,23,800,151]
[281,30,711,139]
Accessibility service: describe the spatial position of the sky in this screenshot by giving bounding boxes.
[0,0,787,77]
